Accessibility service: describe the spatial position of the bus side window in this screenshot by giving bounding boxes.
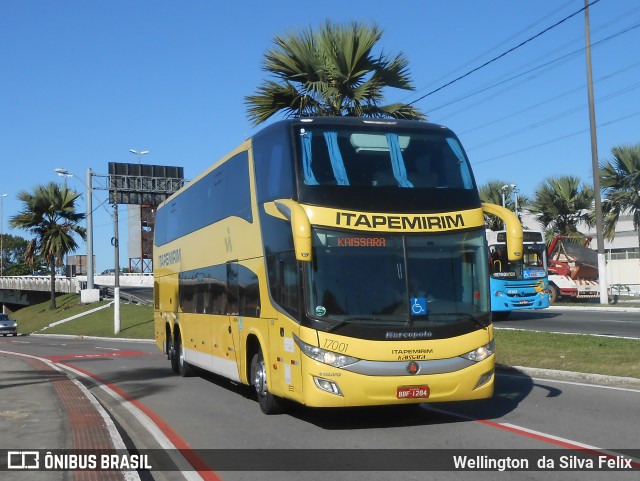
[238,265,261,317]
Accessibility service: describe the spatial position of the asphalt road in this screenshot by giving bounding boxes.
[493,306,640,338]
[0,333,638,481]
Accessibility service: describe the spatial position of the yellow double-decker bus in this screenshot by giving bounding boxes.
[153,117,522,414]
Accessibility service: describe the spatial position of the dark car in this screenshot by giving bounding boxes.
[0,314,18,336]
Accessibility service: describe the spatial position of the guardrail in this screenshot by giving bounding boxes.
[0,276,78,293]
[0,274,153,293]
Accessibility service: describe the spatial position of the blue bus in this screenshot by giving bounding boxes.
[487,230,549,320]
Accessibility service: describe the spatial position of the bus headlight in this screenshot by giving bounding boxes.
[460,340,495,362]
[294,335,359,368]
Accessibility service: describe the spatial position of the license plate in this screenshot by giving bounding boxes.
[518,300,530,305]
[397,385,430,399]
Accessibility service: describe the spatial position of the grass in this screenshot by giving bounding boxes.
[11,293,154,339]
[9,294,640,379]
[495,329,640,379]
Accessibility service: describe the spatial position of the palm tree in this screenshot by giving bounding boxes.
[479,180,512,230]
[599,144,640,250]
[479,180,530,230]
[9,182,86,310]
[528,176,594,241]
[245,20,425,125]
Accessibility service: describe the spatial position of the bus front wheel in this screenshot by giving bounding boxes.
[549,284,559,303]
[250,349,282,415]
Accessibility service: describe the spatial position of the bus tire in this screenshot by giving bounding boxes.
[492,311,510,321]
[175,332,195,377]
[169,334,179,374]
[250,349,282,415]
[549,284,559,303]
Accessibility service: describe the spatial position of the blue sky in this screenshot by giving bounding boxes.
[2,0,639,272]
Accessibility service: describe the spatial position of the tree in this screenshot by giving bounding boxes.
[245,20,425,125]
[528,176,594,241]
[0,234,35,276]
[9,183,86,310]
[598,144,640,250]
[479,180,530,230]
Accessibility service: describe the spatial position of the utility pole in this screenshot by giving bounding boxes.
[1,194,7,277]
[113,194,121,334]
[584,0,609,304]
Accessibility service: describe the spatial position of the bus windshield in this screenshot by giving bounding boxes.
[489,242,547,280]
[295,125,474,190]
[306,228,489,328]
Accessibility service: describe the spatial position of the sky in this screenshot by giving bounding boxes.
[2,0,639,272]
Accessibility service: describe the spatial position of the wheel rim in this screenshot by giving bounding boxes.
[179,343,185,369]
[253,358,267,397]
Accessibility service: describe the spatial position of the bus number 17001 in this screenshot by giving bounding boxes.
[323,339,349,353]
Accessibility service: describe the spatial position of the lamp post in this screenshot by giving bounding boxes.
[1,193,7,277]
[501,184,518,227]
[54,168,95,294]
[501,185,509,208]
[129,149,149,164]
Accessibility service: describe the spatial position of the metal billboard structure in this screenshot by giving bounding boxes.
[105,162,185,273]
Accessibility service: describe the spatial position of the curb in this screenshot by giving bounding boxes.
[548,304,640,313]
[497,364,640,389]
[30,332,155,343]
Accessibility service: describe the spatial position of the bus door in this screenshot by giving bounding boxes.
[262,252,303,400]
[222,263,241,380]
[227,262,268,383]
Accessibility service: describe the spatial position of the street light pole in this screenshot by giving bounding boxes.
[54,167,98,301]
[1,193,7,277]
[85,168,94,290]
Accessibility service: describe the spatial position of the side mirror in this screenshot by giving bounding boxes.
[269,199,313,262]
[482,203,523,261]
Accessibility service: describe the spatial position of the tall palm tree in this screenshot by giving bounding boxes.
[9,182,86,310]
[245,20,425,125]
[528,176,594,241]
[599,144,640,249]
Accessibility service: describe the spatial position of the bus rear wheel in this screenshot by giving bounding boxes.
[173,332,195,377]
[250,349,282,415]
[169,335,179,374]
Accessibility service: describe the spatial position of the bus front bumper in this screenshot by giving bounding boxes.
[299,355,495,408]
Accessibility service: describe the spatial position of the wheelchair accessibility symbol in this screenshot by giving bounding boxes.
[411,297,428,315]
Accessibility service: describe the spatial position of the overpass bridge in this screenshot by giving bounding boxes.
[0,274,153,308]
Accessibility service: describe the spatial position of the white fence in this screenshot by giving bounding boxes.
[606,258,640,296]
